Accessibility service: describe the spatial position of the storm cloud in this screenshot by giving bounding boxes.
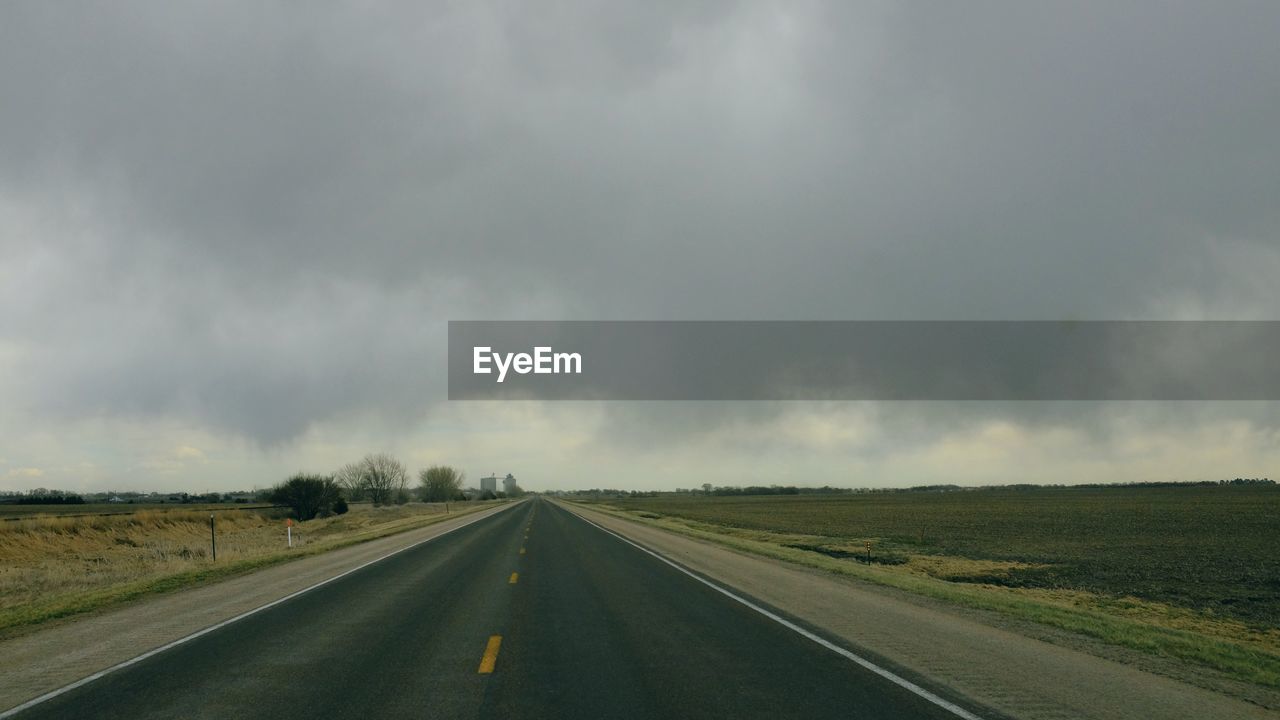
[2,1,1279,490]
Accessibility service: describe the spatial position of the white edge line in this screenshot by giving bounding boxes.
[562,504,986,720]
[0,501,521,719]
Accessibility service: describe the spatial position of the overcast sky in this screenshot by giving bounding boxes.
[3,1,1280,493]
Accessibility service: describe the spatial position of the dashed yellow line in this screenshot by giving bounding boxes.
[477,635,502,674]
[519,547,526,555]
[509,572,518,584]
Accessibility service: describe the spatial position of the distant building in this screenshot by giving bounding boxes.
[480,475,498,493]
[503,474,518,494]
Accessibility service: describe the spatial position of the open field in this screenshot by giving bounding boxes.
[578,485,1280,688]
[0,501,499,634]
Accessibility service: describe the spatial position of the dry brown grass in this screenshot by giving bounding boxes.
[0,503,464,617]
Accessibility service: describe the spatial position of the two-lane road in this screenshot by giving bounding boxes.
[8,497,985,719]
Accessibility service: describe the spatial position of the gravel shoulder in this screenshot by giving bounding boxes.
[0,501,518,713]
[558,501,1277,720]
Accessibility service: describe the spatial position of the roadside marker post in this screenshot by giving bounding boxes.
[865,541,871,565]
[209,514,216,561]
[286,518,293,548]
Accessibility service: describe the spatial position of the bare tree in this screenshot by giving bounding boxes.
[334,462,367,501]
[419,465,465,503]
[360,453,408,505]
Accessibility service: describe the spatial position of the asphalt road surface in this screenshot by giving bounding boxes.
[10,497,986,719]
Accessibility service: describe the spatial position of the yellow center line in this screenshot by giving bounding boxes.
[477,635,503,674]
[519,547,526,554]
[509,572,518,584]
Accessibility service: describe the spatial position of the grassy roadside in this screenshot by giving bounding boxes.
[0,501,503,636]
[568,500,1280,689]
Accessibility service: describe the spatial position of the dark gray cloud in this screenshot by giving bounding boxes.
[2,1,1279,456]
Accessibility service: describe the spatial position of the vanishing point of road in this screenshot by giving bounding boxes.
[9,497,987,719]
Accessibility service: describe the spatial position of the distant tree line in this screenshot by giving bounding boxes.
[566,486,854,498]
[0,489,86,505]
[565,489,655,498]
[1068,478,1274,489]
[1,455,490,520]
[0,489,268,505]
[563,478,1277,498]
[268,454,479,521]
[164,491,249,504]
[708,485,801,496]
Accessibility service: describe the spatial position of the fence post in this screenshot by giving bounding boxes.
[209,514,216,561]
